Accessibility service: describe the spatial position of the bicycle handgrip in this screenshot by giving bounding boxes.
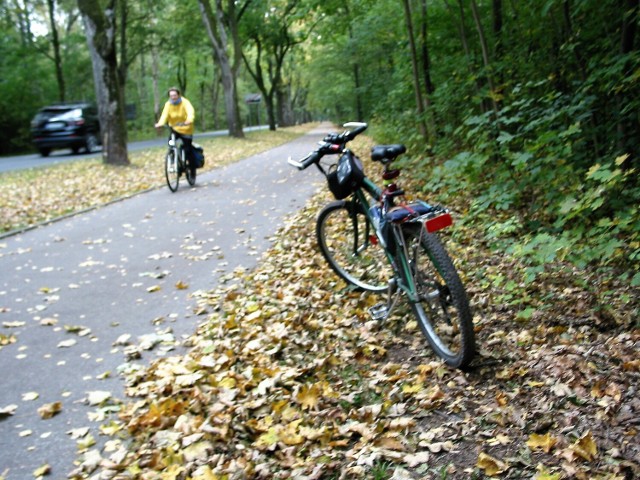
[288,151,321,170]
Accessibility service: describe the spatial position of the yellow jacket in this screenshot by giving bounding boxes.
[157,97,195,135]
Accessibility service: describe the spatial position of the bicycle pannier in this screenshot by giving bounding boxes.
[327,152,365,199]
[192,143,205,168]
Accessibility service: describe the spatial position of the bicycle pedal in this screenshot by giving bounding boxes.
[369,303,388,321]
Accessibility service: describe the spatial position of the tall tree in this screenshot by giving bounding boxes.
[77,0,129,165]
[197,0,244,138]
[241,0,318,130]
[470,0,499,117]
[401,0,428,141]
[46,0,65,101]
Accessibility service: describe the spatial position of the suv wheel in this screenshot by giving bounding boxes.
[85,134,99,153]
[39,148,51,157]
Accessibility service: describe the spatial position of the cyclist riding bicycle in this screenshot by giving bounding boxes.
[154,87,195,161]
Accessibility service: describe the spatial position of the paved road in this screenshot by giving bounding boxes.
[0,126,269,173]
[0,124,329,479]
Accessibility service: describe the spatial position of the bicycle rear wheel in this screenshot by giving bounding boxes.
[316,201,392,292]
[185,155,196,186]
[165,149,179,192]
[401,225,475,368]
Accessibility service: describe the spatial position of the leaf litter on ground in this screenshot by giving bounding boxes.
[68,182,639,479]
[0,125,314,235]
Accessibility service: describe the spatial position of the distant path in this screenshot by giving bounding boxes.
[0,123,330,479]
[0,125,269,173]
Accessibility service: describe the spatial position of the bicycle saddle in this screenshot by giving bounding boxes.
[371,144,406,163]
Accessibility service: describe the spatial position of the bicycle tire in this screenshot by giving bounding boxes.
[185,155,196,186]
[165,149,179,192]
[401,225,475,368]
[316,201,392,292]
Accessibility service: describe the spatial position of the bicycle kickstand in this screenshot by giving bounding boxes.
[368,278,401,322]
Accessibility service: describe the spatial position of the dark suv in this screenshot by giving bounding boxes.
[31,103,101,157]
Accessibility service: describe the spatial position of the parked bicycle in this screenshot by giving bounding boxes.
[289,122,475,369]
[164,124,196,192]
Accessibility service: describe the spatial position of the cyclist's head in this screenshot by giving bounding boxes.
[167,87,182,105]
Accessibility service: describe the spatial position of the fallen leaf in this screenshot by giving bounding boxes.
[0,404,18,418]
[477,452,509,476]
[527,433,558,453]
[86,391,111,406]
[33,464,50,477]
[37,401,62,419]
[403,451,430,467]
[570,430,598,461]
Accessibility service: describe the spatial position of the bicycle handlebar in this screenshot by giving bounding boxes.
[288,122,367,170]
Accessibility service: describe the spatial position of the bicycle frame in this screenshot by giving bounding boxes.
[167,130,185,166]
[350,182,424,306]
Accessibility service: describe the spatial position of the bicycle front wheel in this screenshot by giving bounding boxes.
[401,225,475,369]
[316,201,392,292]
[165,149,179,192]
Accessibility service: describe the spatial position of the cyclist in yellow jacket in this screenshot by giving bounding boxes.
[154,87,196,161]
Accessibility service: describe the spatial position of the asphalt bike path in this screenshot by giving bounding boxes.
[0,124,331,479]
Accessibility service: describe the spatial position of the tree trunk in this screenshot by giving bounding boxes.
[470,0,499,117]
[401,0,428,141]
[419,0,437,142]
[420,0,435,95]
[197,0,244,138]
[346,18,364,122]
[46,0,65,102]
[492,0,503,57]
[444,0,486,115]
[241,42,277,131]
[618,0,639,166]
[117,0,127,90]
[151,46,161,120]
[77,0,129,166]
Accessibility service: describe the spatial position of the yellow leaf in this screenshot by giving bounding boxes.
[586,163,601,178]
[255,427,280,450]
[218,377,236,389]
[192,465,220,480]
[615,154,629,166]
[37,401,62,419]
[527,433,558,453]
[477,452,509,476]
[570,430,598,461]
[296,384,320,410]
[33,463,50,477]
[175,281,189,290]
[160,464,185,480]
[402,382,423,394]
[281,420,305,446]
[533,465,562,480]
